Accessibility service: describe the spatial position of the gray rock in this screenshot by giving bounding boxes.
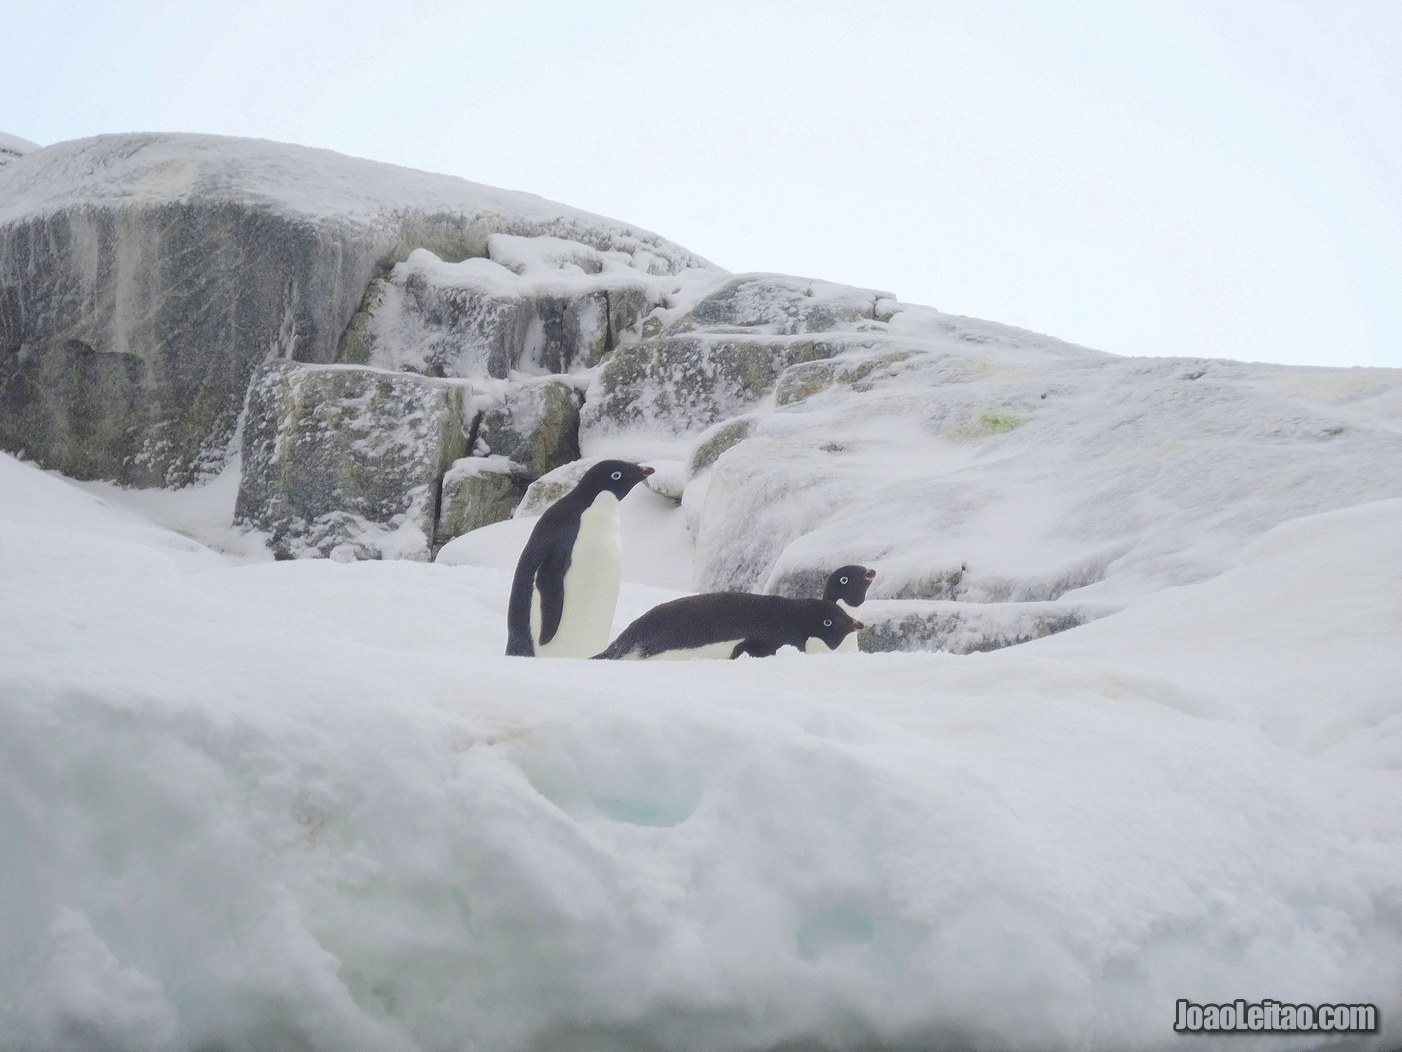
[514,458,599,519]
[774,349,914,406]
[234,361,470,560]
[476,378,582,480]
[688,416,757,476]
[583,334,844,437]
[435,456,524,545]
[345,249,663,379]
[0,133,706,486]
[670,274,889,335]
[856,600,1120,654]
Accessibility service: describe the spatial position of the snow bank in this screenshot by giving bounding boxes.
[2,451,1399,1052]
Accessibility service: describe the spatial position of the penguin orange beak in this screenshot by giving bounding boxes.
[852,620,865,630]
[641,466,655,475]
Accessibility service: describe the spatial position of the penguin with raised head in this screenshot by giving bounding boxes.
[506,460,654,657]
[593,593,862,660]
[806,564,876,653]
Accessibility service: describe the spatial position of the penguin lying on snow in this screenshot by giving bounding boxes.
[506,460,654,657]
[807,564,876,653]
[593,593,863,660]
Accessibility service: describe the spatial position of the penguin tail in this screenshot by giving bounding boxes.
[592,636,630,660]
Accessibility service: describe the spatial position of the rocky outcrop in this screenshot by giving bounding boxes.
[476,378,582,480]
[0,133,38,170]
[0,133,707,486]
[856,600,1121,654]
[579,273,900,438]
[583,334,852,436]
[234,362,470,560]
[435,456,524,544]
[669,274,895,335]
[338,239,663,379]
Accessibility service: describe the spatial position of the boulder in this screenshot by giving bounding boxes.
[476,379,582,480]
[774,349,914,406]
[0,133,707,486]
[234,361,470,560]
[687,416,757,476]
[514,459,599,519]
[857,600,1119,654]
[342,247,663,379]
[0,133,38,169]
[435,456,524,545]
[583,334,846,436]
[670,274,890,335]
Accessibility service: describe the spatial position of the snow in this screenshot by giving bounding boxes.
[3,437,1400,1051]
[0,134,710,275]
[672,337,1402,605]
[0,132,40,165]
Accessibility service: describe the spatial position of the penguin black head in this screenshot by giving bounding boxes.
[824,565,877,606]
[574,459,655,501]
[810,599,864,650]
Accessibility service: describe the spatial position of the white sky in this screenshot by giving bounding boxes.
[5,0,1400,368]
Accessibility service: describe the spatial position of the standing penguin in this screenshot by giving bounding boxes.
[806,564,876,653]
[594,593,862,660]
[506,460,654,657]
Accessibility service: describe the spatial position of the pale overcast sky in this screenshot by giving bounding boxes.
[5,0,1400,368]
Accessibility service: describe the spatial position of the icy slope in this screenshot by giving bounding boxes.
[2,451,1399,1052]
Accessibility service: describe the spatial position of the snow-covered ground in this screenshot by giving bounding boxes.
[2,439,1399,1051]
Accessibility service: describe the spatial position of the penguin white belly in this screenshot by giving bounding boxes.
[624,638,749,661]
[804,598,861,654]
[532,493,622,658]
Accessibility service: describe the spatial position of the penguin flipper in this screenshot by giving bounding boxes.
[534,543,572,647]
[731,638,779,659]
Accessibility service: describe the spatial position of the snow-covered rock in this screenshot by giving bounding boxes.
[435,455,524,544]
[0,132,39,169]
[583,332,864,436]
[687,334,1402,607]
[475,376,582,481]
[668,273,894,334]
[0,133,709,486]
[340,247,662,379]
[856,598,1121,653]
[234,361,470,560]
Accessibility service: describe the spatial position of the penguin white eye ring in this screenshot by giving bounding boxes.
[611,470,622,480]
[838,576,848,584]
[823,618,833,627]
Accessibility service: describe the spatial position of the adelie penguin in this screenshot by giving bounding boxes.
[593,593,863,660]
[806,564,876,654]
[506,460,654,658]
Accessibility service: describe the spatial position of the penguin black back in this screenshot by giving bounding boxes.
[506,460,653,657]
[594,593,862,660]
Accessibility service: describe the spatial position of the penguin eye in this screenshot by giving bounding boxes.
[823,619,832,627]
[839,576,848,584]
[611,470,622,480]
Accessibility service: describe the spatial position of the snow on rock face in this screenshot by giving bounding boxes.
[581,273,899,438]
[669,273,894,334]
[583,332,870,436]
[234,361,470,560]
[0,133,709,487]
[340,247,664,378]
[435,455,523,543]
[0,132,40,169]
[475,376,582,480]
[688,334,1402,615]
